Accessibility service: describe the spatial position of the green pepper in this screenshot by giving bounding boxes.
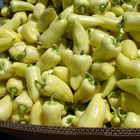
[33,2,45,19]
[29,99,43,125]
[62,0,73,10]
[129,31,140,43]
[42,98,66,126]
[36,45,61,72]
[12,62,27,77]
[73,21,89,54]
[27,0,37,5]
[88,28,108,48]
[121,3,134,12]
[39,19,67,49]
[73,0,89,15]
[25,65,41,103]
[111,5,124,16]
[0,95,13,121]
[0,81,7,99]
[59,5,74,19]
[20,21,40,43]
[53,66,69,85]
[101,68,123,98]
[123,12,140,32]
[6,77,23,99]
[117,107,140,128]
[36,7,57,33]
[9,42,40,64]
[61,115,78,127]
[0,58,13,80]
[104,102,112,124]
[92,35,121,61]
[121,39,137,59]
[110,107,121,128]
[93,14,121,32]
[1,6,11,17]
[11,109,29,124]
[107,91,121,108]
[116,78,140,100]
[36,74,73,103]
[41,69,54,80]
[76,93,107,128]
[14,90,33,114]
[74,73,101,103]
[91,62,115,81]
[10,1,34,12]
[116,53,140,78]
[38,0,48,6]
[121,92,140,115]
[89,0,111,14]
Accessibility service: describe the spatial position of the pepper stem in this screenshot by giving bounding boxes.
[18,105,27,117]
[35,80,45,88]
[117,107,126,123]
[10,87,18,100]
[99,1,109,13]
[78,6,86,14]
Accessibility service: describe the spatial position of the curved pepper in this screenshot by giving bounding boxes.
[12,62,27,77]
[61,115,78,127]
[42,99,66,126]
[116,78,140,100]
[33,2,45,19]
[36,74,73,103]
[121,39,137,59]
[39,19,67,49]
[74,73,101,103]
[116,53,140,78]
[6,77,23,99]
[73,0,89,15]
[92,35,121,61]
[76,93,107,128]
[0,58,13,80]
[14,90,33,115]
[20,21,40,43]
[117,107,140,128]
[53,66,69,85]
[25,65,41,103]
[0,81,7,99]
[73,21,89,54]
[0,95,13,121]
[123,12,140,32]
[37,7,57,33]
[89,0,111,14]
[121,92,140,115]
[91,62,115,81]
[36,45,61,72]
[29,99,43,125]
[10,1,34,12]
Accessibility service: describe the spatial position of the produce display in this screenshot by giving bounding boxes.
[0,0,140,128]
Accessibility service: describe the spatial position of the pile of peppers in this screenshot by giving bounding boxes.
[0,0,140,128]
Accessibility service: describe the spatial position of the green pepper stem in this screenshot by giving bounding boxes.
[10,87,18,100]
[35,80,45,88]
[18,105,27,117]
[117,107,126,123]
[78,6,86,14]
[99,1,109,13]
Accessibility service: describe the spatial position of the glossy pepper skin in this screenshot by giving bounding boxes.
[76,93,107,127]
[116,78,140,100]
[36,45,61,72]
[39,19,67,49]
[74,73,101,103]
[6,77,23,99]
[117,107,140,128]
[29,99,43,125]
[25,65,41,103]
[42,99,66,126]
[73,21,89,54]
[0,95,13,121]
[37,74,73,103]
[116,53,140,78]
[37,7,57,33]
[121,92,140,115]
